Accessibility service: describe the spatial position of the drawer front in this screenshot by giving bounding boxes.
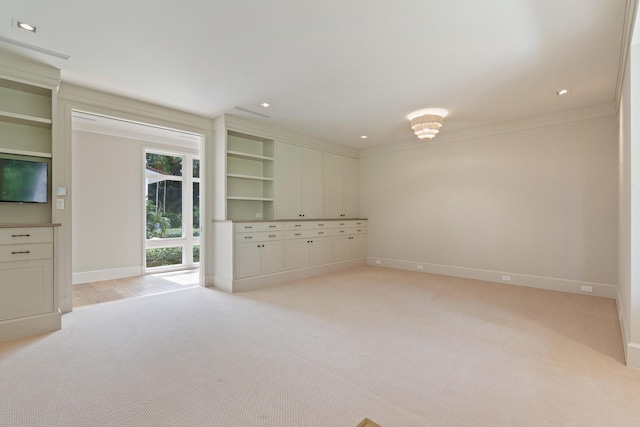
[0,243,53,262]
[235,231,283,243]
[234,222,282,232]
[284,221,333,231]
[285,229,331,239]
[339,220,368,228]
[331,227,367,236]
[0,228,53,245]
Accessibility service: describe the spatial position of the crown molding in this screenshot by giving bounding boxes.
[359,102,617,158]
[0,50,60,89]
[615,0,639,107]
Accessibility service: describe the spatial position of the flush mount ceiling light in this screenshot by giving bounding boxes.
[259,102,271,108]
[359,135,368,139]
[407,108,449,140]
[556,89,569,95]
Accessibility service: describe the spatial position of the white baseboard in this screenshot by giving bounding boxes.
[367,257,617,299]
[73,266,143,285]
[0,311,61,343]
[218,258,367,293]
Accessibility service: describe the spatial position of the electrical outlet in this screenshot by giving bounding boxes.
[375,260,381,265]
[581,285,594,293]
[417,265,424,270]
[619,310,623,321]
[502,275,511,282]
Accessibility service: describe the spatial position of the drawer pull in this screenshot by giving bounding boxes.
[269,235,276,238]
[357,229,362,232]
[244,236,253,239]
[268,225,276,228]
[243,226,253,229]
[339,230,345,233]
[318,224,324,226]
[294,224,302,227]
[339,223,345,226]
[12,234,31,238]
[12,251,31,255]
[295,233,302,236]
[318,232,324,235]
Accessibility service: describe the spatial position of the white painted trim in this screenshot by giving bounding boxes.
[626,343,640,370]
[359,102,617,158]
[367,257,617,299]
[0,311,61,343]
[616,287,630,366]
[214,258,367,293]
[73,266,143,285]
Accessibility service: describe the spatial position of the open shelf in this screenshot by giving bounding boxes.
[227,173,274,181]
[0,110,52,128]
[227,150,273,162]
[227,196,275,202]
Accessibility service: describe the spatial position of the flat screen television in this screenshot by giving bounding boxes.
[0,157,49,204]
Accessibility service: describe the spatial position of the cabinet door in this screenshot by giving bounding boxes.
[235,242,261,279]
[300,147,324,218]
[276,142,302,219]
[260,241,284,275]
[323,153,343,218]
[341,157,359,218]
[309,237,331,266]
[349,235,367,260]
[331,235,350,262]
[284,239,309,270]
[0,259,53,322]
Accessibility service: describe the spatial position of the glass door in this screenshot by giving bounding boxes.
[145,150,200,271]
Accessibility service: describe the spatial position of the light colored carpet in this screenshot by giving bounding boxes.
[1,266,639,426]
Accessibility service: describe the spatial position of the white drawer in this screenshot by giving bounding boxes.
[0,243,53,262]
[285,229,332,239]
[331,227,367,236]
[235,231,283,243]
[234,222,283,232]
[284,221,334,231]
[339,220,367,228]
[0,228,53,245]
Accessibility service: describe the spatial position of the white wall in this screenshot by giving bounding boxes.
[618,42,640,368]
[360,115,618,293]
[71,129,197,283]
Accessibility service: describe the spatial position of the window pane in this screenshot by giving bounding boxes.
[146,153,183,177]
[147,180,183,239]
[193,159,200,178]
[193,245,200,263]
[146,247,183,268]
[193,182,200,237]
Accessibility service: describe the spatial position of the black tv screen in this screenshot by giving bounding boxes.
[0,158,48,203]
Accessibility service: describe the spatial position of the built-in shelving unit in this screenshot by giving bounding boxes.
[226,130,275,220]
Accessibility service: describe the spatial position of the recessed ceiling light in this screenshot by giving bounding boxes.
[360,135,368,139]
[556,89,569,95]
[259,102,271,108]
[17,20,37,33]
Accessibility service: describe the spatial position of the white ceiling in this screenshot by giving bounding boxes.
[0,0,636,149]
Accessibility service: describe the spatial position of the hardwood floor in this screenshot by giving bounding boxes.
[73,270,200,308]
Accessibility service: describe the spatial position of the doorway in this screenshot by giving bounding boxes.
[70,111,203,303]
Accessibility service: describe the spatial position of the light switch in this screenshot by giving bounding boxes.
[56,187,67,196]
[56,199,65,210]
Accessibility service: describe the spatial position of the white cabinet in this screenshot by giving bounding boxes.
[276,142,323,219]
[0,225,60,342]
[234,222,283,279]
[285,236,331,270]
[323,153,358,218]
